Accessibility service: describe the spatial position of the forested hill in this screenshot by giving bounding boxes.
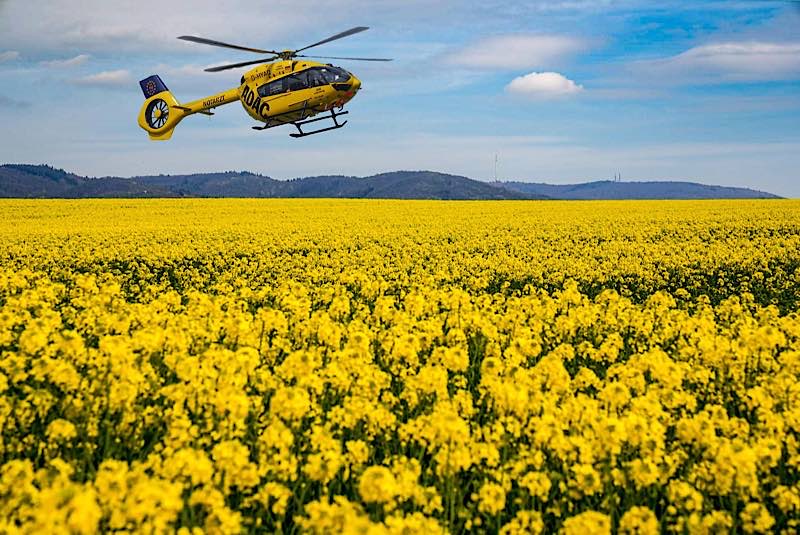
[0,165,529,200]
[498,179,780,200]
[0,164,781,199]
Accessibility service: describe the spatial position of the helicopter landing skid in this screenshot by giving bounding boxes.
[289,109,349,138]
[251,108,349,138]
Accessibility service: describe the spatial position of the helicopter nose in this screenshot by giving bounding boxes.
[351,76,362,92]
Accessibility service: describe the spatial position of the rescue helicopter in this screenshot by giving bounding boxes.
[137,27,391,140]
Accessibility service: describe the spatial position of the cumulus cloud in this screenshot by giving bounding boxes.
[73,69,132,86]
[640,41,800,82]
[0,50,19,62]
[40,54,90,68]
[447,34,586,70]
[0,0,283,53]
[505,71,584,99]
[0,0,436,54]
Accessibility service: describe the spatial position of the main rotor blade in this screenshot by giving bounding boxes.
[294,26,369,53]
[298,55,393,62]
[178,35,278,55]
[204,57,277,72]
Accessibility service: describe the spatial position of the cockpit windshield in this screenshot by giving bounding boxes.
[318,66,350,83]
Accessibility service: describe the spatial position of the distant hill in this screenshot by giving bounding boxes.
[0,164,176,198]
[0,165,531,200]
[276,171,532,200]
[136,172,283,197]
[0,164,781,200]
[135,170,526,199]
[498,179,780,200]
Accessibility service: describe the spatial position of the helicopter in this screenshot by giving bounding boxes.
[137,27,391,141]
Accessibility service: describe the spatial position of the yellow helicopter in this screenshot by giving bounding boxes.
[137,27,391,140]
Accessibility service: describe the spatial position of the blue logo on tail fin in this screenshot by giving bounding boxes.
[139,75,168,98]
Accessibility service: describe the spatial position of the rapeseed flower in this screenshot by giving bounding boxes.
[1,198,799,533]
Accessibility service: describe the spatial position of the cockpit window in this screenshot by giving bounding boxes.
[287,73,308,91]
[318,66,350,84]
[305,69,327,88]
[257,78,286,97]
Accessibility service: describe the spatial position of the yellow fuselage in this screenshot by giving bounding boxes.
[239,60,361,124]
[137,60,361,140]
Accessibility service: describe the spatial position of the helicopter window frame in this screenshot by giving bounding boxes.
[304,68,328,88]
[258,78,287,98]
[318,66,350,84]
[286,72,309,92]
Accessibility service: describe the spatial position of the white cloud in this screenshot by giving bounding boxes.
[73,69,132,86]
[446,34,586,70]
[0,1,284,53]
[0,50,19,62]
[40,54,90,68]
[641,41,800,82]
[0,0,436,54]
[506,71,584,98]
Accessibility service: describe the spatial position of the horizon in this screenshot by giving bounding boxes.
[0,162,786,197]
[1,1,799,196]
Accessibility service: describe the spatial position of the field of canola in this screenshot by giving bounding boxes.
[1,198,800,534]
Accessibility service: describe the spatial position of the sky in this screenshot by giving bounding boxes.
[0,0,799,196]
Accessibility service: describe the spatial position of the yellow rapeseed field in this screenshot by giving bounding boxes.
[1,199,799,534]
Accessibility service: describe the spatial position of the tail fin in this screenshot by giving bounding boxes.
[139,74,169,99]
[137,75,185,141]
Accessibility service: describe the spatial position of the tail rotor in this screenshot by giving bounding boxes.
[137,75,183,141]
[146,99,170,130]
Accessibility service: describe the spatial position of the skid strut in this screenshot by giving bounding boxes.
[252,104,349,138]
[290,109,348,138]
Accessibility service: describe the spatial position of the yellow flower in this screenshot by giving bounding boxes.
[740,503,775,534]
[46,419,77,441]
[346,440,370,467]
[500,510,544,535]
[560,511,611,535]
[570,463,603,496]
[66,488,102,535]
[520,471,551,501]
[477,482,506,515]
[618,506,658,535]
[359,466,398,504]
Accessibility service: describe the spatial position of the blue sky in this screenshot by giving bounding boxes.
[1,0,799,196]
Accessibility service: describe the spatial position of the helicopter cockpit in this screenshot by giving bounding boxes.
[257,66,352,98]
